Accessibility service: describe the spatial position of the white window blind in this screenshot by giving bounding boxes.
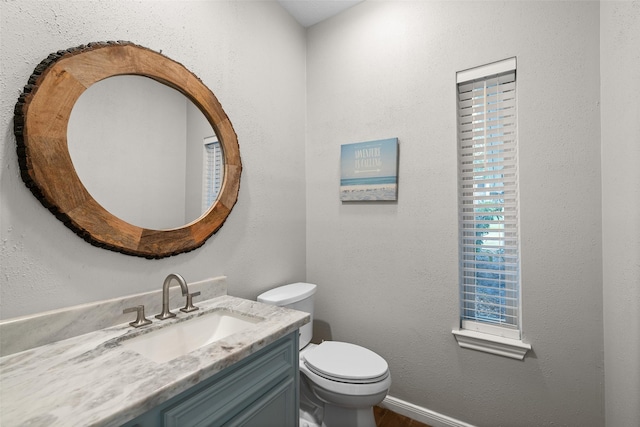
[202,136,222,214]
[456,58,520,340]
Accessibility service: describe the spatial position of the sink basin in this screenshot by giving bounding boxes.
[121,309,262,363]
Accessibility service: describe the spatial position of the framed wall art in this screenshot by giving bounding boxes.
[340,137,398,201]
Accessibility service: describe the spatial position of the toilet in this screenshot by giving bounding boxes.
[257,283,391,427]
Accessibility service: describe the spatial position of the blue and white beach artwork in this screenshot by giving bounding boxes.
[340,138,398,201]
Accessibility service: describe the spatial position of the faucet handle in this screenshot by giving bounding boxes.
[123,305,152,328]
[181,291,201,313]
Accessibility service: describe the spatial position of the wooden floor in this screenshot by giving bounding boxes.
[374,406,432,427]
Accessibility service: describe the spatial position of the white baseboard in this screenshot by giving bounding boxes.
[380,395,476,427]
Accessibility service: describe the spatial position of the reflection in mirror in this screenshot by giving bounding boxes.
[68,76,223,230]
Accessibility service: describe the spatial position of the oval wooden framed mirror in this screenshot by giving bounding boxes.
[14,41,241,259]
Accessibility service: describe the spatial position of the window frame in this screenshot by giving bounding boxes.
[451,58,531,359]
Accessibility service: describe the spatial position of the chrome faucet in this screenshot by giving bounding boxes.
[156,273,190,320]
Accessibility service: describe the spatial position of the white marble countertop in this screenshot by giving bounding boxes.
[0,295,309,427]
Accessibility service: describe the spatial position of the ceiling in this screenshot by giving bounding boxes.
[277,0,364,28]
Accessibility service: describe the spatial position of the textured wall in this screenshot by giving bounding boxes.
[0,0,307,319]
[601,2,640,426]
[306,1,604,426]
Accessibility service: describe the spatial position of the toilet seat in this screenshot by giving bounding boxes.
[302,341,389,384]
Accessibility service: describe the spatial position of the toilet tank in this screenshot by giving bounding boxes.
[257,282,316,349]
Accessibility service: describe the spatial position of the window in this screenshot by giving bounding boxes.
[202,136,222,214]
[453,58,530,359]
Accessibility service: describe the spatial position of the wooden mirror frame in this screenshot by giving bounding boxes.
[14,41,241,259]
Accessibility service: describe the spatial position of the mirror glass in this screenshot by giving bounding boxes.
[68,75,222,230]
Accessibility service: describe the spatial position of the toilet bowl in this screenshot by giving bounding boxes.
[257,283,391,427]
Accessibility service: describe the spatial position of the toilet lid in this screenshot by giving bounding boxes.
[303,341,388,383]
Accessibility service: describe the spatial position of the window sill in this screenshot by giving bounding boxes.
[452,329,531,360]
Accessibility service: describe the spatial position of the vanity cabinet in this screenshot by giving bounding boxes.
[122,332,299,427]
